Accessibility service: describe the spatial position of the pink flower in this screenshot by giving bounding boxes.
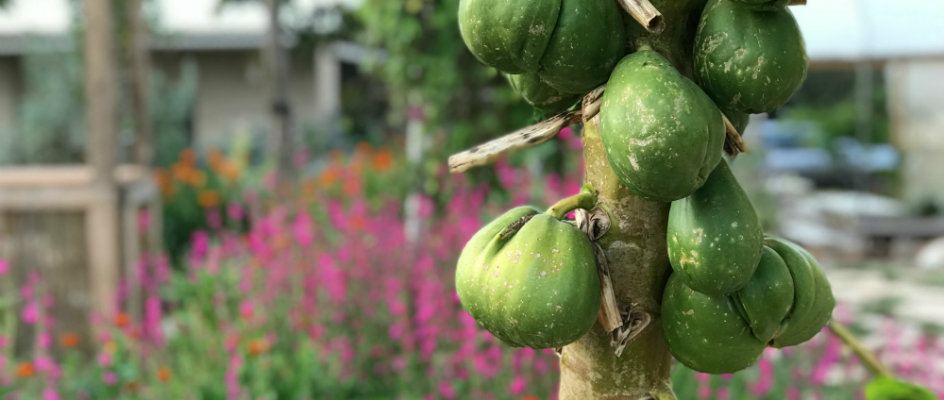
[102,371,118,386]
[438,381,456,400]
[787,387,800,400]
[37,332,51,349]
[206,207,222,229]
[97,352,112,367]
[137,208,151,234]
[0,259,9,276]
[21,301,39,325]
[509,375,526,395]
[227,203,244,221]
[239,300,255,320]
[697,386,712,399]
[292,212,315,248]
[42,388,60,400]
[749,353,775,396]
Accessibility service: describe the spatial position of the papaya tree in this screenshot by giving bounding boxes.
[447,0,932,398]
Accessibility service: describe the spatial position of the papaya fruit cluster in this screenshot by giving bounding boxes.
[459,0,626,114]
[457,0,829,369]
[664,163,835,373]
[455,206,601,349]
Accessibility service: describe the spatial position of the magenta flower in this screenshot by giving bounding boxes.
[101,371,118,386]
[21,301,39,325]
[0,259,9,276]
[438,381,456,400]
[509,375,527,395]
[227,202,244,221]
[97,352,112,367]
[42,388,60,400]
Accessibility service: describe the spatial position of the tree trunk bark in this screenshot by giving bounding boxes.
[559,118,674,400]
[128,0,152,166]
[558,1,706,397]
[83,0,119,320]
[265,0,294,178]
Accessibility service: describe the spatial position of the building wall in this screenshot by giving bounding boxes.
[886,58,944,209]
[153,49,317,149]
[0,56,21,132]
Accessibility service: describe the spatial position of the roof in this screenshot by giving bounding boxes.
[0,0,360,52]
[0,0,940,61]
[793,0,944,62]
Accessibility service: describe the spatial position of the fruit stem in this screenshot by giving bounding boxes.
[828,320,893,378]
[722,113,747,157]
[617,0,665,34]
[547,184,598,219]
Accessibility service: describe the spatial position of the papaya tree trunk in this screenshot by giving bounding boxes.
[559,1,705,398]
[559,117,674,399]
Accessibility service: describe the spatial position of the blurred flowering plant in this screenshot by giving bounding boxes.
[0,136,941,398]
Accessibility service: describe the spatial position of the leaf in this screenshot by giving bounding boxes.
[865,377,936,400]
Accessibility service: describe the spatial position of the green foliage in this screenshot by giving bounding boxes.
[151,60,198,167]
[355,0,532,154]
[781,70,890,146]
[866,377,936,400]
[0,50,85,164]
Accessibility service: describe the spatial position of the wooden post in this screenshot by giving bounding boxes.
[265,0,294,177]
[83,0,119,320]
[128,0,153,166]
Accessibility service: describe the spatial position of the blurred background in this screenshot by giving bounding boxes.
[0,0,940,398]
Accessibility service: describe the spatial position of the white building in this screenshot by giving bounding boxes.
[0,0,362,149]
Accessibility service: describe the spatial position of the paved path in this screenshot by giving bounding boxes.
[827,268,944,325]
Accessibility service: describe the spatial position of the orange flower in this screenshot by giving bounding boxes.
[197,190,222,208]
[60,332,80,348]
[247,338,268,356]
[104,340,118,354]
[171,162,191,182]
[354,141,373,156]
[342,176,361,197]
[316,168,339,188]
[371,149,394,171]
[207,148,224,171]
[16,362,34,378]
[115,312,130,328]
[188,170,207,187]
[179,148,197,167]
[350,215,367,231]
[328,150,345,165]
[218,161,240,180]
[156,366,171,382]
[301,177,317,196]
[154,169,173,197]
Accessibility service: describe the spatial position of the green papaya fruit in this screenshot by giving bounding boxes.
[866,377,937,400]
[507,73,580,114]
[732,246,795,343]
[693,0,808,113]
[456,206,601,348]
[722,105,750,136]
[458,0,561,74]
[667,160,763,296]
[538,0,627,94]
[662,273,766,373]
[729,0,790,11]
[600,50,725,202]
[765,236,835,348]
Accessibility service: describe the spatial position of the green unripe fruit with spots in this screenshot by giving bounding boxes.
[455,206,600,349]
